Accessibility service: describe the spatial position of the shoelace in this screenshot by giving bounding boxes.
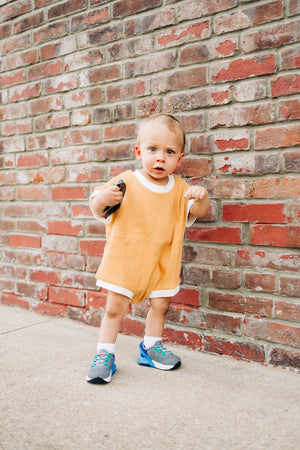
[153,343,172,356]
[92,352,111,368]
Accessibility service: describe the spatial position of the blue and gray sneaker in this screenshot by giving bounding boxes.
[137,341,181,371]
[86,350,116,384]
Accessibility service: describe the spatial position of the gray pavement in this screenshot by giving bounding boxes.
[0,304,299,450]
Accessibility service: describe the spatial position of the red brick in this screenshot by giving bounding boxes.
[245,318,300,348]
[163,328,202,351]
[28,60,62,80]
[183,245,232,266]
[271,74,300,97]
[103,123,136,141]
[275,300,300,321]
[124,51,176,77]
[0,70,26,88]
[6,49,38,70]
[49,286,85,307]
[200,311,243,335]
[48,0,86,20]
[204,336,265,363]
[212,270,241,289]
[71,7,109,32]
[187,226,241,244]
[86,289,107,309]
[1,0,31,21]
[42,235,78,254]
[16,186,48,201]
[33,21,68,45]
[171,288,200,307]
[9,234,41,249]
[250,225,300,248]
[235,249,300,273]
[33,302,68,317]
[29,269,61,285]
[87,24,121,46]
[14,11,44,34]
[153,67,207,94]
[245,272,276,293]
[212,54,276,82]
[89,64,121,84]
[208,291,273,317]
[17,152,48,168]
[278,99,300,121]
[125,8,174,37]
[215,1,282,34]
[270,347,300,370]
[51,186,88,201]
[280,46,300,70]
[156,21,210,48]
[80,240,106,257]
[48,221,83,236]
[222,203,287,224]
[253,177,300,198]
[179,38,238,65]
[178,0,237,22]
[175,158,211,177]
[112,0,161,18]
[63,128,100,146]
[1,292,30,309]
[242,20,300,53]
[280,277,300,298]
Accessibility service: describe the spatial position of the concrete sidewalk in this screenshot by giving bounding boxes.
[0,304,299,450]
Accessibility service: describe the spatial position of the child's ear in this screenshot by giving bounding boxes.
[176,152,185,167]
[135,144,142,160]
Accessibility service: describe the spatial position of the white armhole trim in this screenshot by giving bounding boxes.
[186,199,196,227]
[89,191,112,224]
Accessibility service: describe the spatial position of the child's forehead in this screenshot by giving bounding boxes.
[140,117,181,135]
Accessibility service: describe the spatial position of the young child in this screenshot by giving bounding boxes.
[87,113,209,384]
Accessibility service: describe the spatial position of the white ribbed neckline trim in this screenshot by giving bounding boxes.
[133,170,174,193]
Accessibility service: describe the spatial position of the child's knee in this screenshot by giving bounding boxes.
[150,297,170,315]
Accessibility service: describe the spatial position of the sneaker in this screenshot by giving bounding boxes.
[86,350,116,384]
[137,341,181,371]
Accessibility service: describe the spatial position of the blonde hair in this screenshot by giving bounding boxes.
[137,113,186,152]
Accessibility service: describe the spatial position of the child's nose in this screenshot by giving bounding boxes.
[156,150,165,161]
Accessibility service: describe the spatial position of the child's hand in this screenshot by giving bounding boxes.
[184,186,209,218]
[184,186,208,202]
[102,184,124,206]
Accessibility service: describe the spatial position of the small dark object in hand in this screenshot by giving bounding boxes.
[103,179,126,218]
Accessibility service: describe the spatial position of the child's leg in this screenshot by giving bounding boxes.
[99,290,130,344]
[137,296,181,370]
[86,290,129,384]
[145,297,170,338]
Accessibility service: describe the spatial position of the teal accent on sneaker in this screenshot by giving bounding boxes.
[137,341,181,371]
[86,350,116,384]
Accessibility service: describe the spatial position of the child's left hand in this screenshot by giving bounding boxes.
[184,186,209,218]
[184,186,208,202]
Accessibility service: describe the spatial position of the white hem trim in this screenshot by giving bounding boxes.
[96,280,134,299]
[134,170,174,193]
[148,285,180,298]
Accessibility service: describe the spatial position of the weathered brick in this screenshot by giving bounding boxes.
[33,21,68,45]
[156,20,210,48]
[49,286,85,307]
[125,8,174,37]
[216,1,282,34]
[271,73,300,97]
[211,54,276,83]
[245,318,300,348]
[270,347,300,370]
[280,276,300,298]
[242,19,300,53]
[71,7,109,32]
[153,67,207,94]
[245,272,276,293]
[179,37,238,65]
[9,234,41,249]
[112,0,161,18]
[223,203,287,224]
[208,291,273,317]
[51,186,88,201]
[178,0,237,22]
[278,99,300,121]
[203,336,265,363]
[250,225,300,248]
[187,225,241,244]
[253,177,300,198]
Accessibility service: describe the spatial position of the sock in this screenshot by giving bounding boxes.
[143,336,162,349]
[97,342,116,354]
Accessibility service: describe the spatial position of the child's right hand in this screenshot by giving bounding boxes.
[91,184,123,218]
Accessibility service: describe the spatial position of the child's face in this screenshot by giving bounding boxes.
[135,120,185,185]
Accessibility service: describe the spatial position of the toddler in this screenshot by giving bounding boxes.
[87,113,209,383]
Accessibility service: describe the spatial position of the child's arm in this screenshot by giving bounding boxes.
[91,185,124,218]
[184,186,209,218]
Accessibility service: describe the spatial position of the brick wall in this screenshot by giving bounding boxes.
[1,0,299,370]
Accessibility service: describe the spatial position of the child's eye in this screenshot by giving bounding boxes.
[167,149,174,155]
[149,146,157,152]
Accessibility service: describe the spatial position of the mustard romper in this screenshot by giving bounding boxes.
[90,170,195,304]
